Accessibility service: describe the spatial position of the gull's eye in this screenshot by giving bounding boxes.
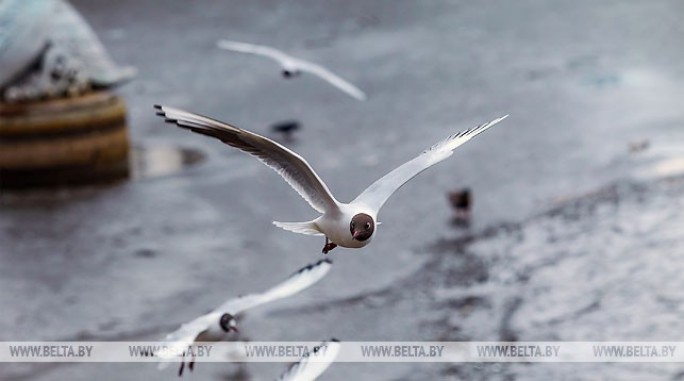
[365,222,371,230]
[350,222,355,229]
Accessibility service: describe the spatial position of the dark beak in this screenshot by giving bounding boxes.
[352,232,362,240]
[230,327,239,333]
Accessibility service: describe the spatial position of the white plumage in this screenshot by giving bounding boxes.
[158,259,332,374]
[217,40,367,101]
[275,339,341,381]
[155,104,507,253]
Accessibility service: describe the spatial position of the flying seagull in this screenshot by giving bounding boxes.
[275,339,340,381]
[154,105,508,254]
[158,259,332,376]
[216,40,367,101]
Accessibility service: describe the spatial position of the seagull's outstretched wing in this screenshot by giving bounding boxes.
[217,39,366,101]
[216,40,292,66]
[216,259,332,315]
[155,105,340,214]
[297,61,367,101]
[276,339,341,381]
[157,312,218,369]
[158,260,332,369]
[353,115,508,213]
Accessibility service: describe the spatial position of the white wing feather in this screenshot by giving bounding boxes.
[215,259,332,315]
[158,260,332,369]
[155,105,339,214]
[297,61,367,101]
[276,339,341,381]
[216,39,366,101]
[216,40,293,66]
[353,115,508,213]
[272,221,324,236]
[156,312,218,368]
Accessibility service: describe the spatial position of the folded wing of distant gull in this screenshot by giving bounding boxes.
[158,259,332,376]
[216,39,366,101]
[275,339,341,381]
[155,105,340,218]
[155,104,507,254]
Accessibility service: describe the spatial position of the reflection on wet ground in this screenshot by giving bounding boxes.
[129,145,205,180]
[0,144,205,205]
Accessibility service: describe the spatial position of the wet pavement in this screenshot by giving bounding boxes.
[2,0,684,380]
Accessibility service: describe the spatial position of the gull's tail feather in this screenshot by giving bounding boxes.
[273,220,323,236]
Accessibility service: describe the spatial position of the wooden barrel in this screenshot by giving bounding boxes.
[0,92,131,189]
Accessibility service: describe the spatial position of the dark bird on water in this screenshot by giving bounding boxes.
[448,187,471,222]
[628,139,650,154]
[271,120,300,142]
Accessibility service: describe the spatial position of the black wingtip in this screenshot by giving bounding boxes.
[330,338,340,342]
[153,104,162,110]
[155,111,166,117]
[294,259,331,275]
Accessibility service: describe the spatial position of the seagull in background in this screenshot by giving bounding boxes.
[216,40,367,101]
[158,259,332,376]
[276,339,341,381]
[155,105,507,254]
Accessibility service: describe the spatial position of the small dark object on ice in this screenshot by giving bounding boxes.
[629,139,650,154]
[448,188,471,223]
[271,120,300,142]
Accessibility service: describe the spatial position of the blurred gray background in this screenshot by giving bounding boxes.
[2,0,684,380]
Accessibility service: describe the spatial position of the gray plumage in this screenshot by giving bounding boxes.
[0,0,135,102]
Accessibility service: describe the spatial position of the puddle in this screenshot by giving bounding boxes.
[129,145,204,180]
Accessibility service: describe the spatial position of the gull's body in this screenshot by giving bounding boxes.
[310,202,374,249]
[154,105,507,253]
[216,40,366,101]
[276,339,340,381]
[158,259,332,375]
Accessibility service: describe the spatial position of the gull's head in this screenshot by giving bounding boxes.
[219,313,238,333]
[350,213,374,241]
